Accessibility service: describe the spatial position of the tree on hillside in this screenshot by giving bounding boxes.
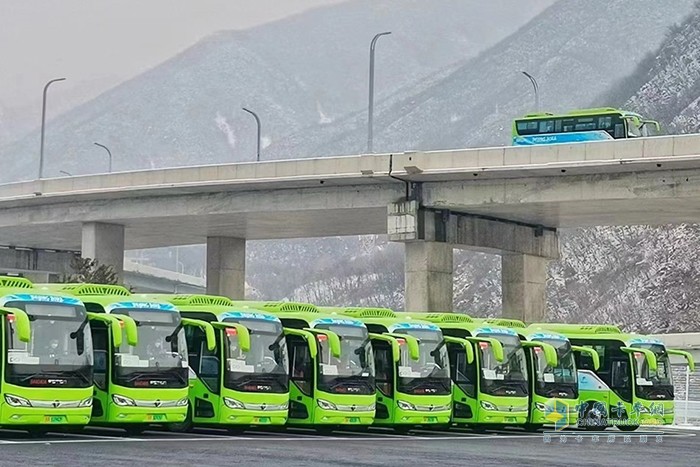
[60,257,119,285]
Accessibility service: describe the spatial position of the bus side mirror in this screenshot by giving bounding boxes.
[571,345,600,371]
[183,318,217,352]
[0,308,31,342]
[214,323,250,352]
[88,312,123,348]
[667,349,695,372]
[525,341,558,367]
[109,314,139,347]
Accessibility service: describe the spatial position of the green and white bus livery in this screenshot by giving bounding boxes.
[1,278,94,430]
[241,302,376,428]
[39,284,211,432]
[340,309,452,430]
[143,294,290,430]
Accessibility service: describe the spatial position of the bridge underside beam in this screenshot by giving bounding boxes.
[389,200,558,319]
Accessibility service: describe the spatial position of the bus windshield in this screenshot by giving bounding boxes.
[222,318,289,393]
[478,333,528,397]
[630,343,673,399]
[392,328,451,395]
[112,309,188,388]
[5,301,93,388]
[533,338,577,398]
[314,323,374,395]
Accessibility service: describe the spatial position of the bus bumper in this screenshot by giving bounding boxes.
[0,406,91,426]
[106,404,187,424]
[394,408,451,425]
[220,407,287,426]
[478,410,528,425]
[314,408,375,425]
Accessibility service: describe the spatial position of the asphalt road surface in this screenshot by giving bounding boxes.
[0,426,696,466]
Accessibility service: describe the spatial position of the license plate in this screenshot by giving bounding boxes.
[254,417,271,424]
[345,417,360,423]
[147,414,166,421]
[424,416,438,423]
[44,416,65,424]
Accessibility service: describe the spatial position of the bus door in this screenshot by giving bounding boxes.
[87,313,136,421]
[444,336,476,422]
[368,334,400,423]
[284,329,316,422]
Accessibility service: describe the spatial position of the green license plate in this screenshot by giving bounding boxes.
[44,416,65,424]
[255,417,271,424]
[424,416,438,423]
[147,414,166,421]
[345,417,360,423]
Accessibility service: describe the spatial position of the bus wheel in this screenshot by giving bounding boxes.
[169,406,193,433]
[124,426,146,436]
[580,403,607,431]
[523,423,544,432]
[26,427,50,438]
[617,424,639,432]
[314,426,334,436]
[393,426,412,435]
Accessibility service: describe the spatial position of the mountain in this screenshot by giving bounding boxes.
[267,0,697,157]
[0,0,552,181]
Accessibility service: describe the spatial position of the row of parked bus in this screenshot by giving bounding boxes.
[0,276,694,435]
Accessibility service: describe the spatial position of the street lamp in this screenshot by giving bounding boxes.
[367,31,391,153]
[39,77,66,179]
[242,107,261,162]
[521,71,539,112]
[94,142,112,172]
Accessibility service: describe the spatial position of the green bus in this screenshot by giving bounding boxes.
[0,277,94,433]
[138,294,290,431]
[532,323,694,431]
[335,308,453,432]
[235,301,376,429]
[512,107,660,146]
[40,283,213,433]
[403,313,557,430]
[484,318,600,431]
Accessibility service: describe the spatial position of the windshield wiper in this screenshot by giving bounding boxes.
[268,332,286,351]
[69,316,90,340]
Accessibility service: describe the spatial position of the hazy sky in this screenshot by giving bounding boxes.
[0,0,344,116]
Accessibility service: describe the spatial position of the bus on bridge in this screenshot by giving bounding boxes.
[512,107,660,146]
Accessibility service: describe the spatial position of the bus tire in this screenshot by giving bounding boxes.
[124,425,146,436]
[168,406,193,433]
[523,423,544,432]
[393,426,412,435]
[617,424,639,432]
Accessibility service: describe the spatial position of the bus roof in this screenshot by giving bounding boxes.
[517,107,643,121]
[38,283,177,310]
[529,323,623,335]
[137,294,281,321]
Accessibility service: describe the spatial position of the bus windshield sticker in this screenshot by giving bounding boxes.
[475,326,517,336]
[107,302,177,313]
[221,311,280,322]
[543,373,555,383]
[1,294,82,306]
[228,358,255,373]
[398,366,422,378]
[7,351,40,365]
[636,377,653,386]
[389,322,439,332]
[320,364,339,376]
[482,369,504,380]
[115,353,149,368]
[311,318,364,328]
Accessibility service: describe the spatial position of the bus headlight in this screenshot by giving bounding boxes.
[317,399,337,410]
[223,398,245,409]
[79,397,93,407]
[397,400,416,411]
[176,398,189,407]
[112,394,136,407]
[4,394,32,407]
[280,402,289,410]
[369,402,376,411]
[535,402,547,412]
[480,401,497,411]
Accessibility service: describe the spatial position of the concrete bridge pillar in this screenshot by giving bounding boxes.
[405,242,454,312]
[502,254,549,322]
[388,200,558,320]
[206,236,245,299]
[81,222,125,280]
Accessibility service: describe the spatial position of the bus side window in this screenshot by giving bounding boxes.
[372,341,394,398]
[91,320,108,390]
[448,342,476,398]
[289,337,312,382]
[184,325,201,373]
[198,329,220,394]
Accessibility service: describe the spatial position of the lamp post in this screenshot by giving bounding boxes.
[367,31,391,153]
[521,71,539,112]
[94,142,112,172]
[39,77,66,179]
[242,108,261,162]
